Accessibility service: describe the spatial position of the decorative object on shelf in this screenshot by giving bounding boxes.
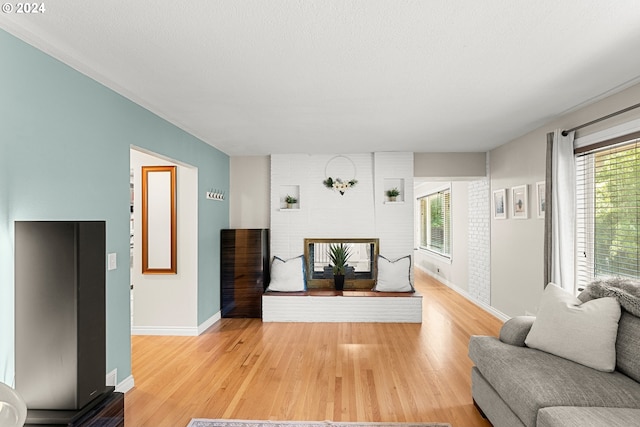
[386,187,400,202]
[323,155,358,195]
[206,189,225,201]
[285,194,298,209]
[328,243,352,291]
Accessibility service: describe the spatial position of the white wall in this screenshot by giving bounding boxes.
[489,81,640,318]
[270,153,414,267]
[230,156,270,228]
[130,148,199,334]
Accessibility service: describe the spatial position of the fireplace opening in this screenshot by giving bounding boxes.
[304,238,379,289]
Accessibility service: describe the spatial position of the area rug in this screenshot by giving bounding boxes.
[187,419,451,427]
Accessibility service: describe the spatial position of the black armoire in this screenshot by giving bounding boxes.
[15,221,122,426]
[221,229,269,318]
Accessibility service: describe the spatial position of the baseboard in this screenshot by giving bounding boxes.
[116,375,134,393]
[106,369,117,387]
[416,265,510,322]
[131,326,200,336]
[131,311,221,336]
[198,311,221,335]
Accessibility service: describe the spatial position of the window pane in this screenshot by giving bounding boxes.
[430,193,444,251]
[418,187,451,257]
[576,140,640,290]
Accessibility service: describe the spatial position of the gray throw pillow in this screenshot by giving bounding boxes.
[499,316,535,347]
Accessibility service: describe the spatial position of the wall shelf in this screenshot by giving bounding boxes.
[279,184,300,210]
[383,178,405,203]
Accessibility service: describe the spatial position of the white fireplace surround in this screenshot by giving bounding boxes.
[270,152,415,283]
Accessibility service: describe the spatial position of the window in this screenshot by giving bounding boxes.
[418,187,451,257]
[576,137,640,290]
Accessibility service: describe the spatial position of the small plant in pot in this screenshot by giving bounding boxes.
[328,243,352,291]
[285,195,298,209]
[386,187,400,202]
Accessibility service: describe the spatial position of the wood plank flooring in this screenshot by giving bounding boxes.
[125,269,503,427]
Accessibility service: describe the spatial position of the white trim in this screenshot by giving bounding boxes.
[416,265,509,322]
[574,117,640,149]
[197,311,221,335]
[116,375,135,393]
[131,326,199,336]
[106,369,117,387]
[131,311,221,336]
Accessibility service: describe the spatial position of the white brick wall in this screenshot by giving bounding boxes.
[467,156,491,305]
[271,153,414,270]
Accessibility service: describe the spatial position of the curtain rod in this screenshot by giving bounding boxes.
[561,102,640,136]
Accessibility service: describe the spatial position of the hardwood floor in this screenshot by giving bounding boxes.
[125,269,503,427]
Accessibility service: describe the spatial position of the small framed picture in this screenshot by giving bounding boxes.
[536,181,545,219]
[493,189,507,219]
[511,185,528,219]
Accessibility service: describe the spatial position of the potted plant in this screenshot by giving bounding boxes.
[285,195,298,209]
[328,243,352,291]
[386,187,400,202]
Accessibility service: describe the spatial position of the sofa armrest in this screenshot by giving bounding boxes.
[499,315,535,346]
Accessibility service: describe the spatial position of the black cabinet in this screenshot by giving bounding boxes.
[221,229,269,318]
[25,390,124,427]
[15,221,108,412]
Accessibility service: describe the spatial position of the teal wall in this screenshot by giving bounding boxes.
[0,29,229,385]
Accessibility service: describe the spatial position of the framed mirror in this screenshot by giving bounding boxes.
[303,238,379,289]
[142,165,177,274]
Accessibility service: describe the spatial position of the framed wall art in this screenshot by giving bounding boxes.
[536,181,545,219]
[511,185,528,219]
[493,189,507,219]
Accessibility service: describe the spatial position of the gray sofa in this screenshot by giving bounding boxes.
[469,286,640,427]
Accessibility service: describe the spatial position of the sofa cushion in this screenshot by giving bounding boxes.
[525,283,621,371]
[469,335,640,427]
[616,310,640,383]
[537,407,640,427]
[499,316,535,347]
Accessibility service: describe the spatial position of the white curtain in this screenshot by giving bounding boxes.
[549,129,576,290]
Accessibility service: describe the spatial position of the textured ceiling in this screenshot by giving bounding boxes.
[3,1,640,156]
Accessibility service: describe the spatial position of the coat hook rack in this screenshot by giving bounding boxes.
[206,189,225,201]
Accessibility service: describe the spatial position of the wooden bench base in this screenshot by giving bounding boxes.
[262,290,422,323]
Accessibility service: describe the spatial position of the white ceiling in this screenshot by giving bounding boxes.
[3,1,640,156]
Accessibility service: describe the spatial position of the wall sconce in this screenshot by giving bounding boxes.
[206,189,225,201]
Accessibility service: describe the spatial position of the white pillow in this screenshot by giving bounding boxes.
[373,255,414,292]
[266,255,306,292]
[525,282,621,371]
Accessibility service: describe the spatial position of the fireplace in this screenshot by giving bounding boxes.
[303,238,379,289]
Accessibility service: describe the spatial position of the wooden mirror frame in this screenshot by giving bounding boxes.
[303,238,379,290]
[142,165,177,274]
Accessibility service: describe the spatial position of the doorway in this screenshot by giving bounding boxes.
[129,147,199,335]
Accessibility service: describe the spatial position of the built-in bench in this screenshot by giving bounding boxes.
[262,289,422,323]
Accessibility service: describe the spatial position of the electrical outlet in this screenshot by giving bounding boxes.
[108,253,117,270]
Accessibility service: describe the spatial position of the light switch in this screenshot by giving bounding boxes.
[108,252,117,270]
